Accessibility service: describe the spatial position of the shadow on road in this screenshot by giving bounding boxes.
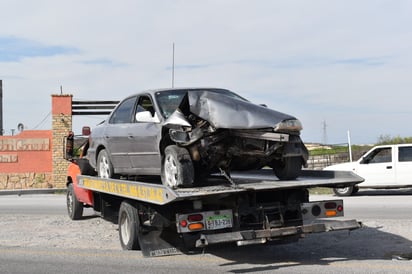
[203,226,412,273]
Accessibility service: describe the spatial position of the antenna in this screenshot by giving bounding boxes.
[172,42,175,88]
[60,85,63,95]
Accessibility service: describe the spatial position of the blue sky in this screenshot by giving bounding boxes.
[1,0,412,144]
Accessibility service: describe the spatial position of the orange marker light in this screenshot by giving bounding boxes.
[188,223,204,231]
[325,210,337,217]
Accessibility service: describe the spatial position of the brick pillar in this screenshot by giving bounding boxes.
[51,94,72,188]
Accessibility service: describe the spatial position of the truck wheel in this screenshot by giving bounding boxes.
[97,149,116,178]
[333,186,354,196]
[118,201,141,250]
[67,184,83,220]
[272,156,302,180]
[161,145,194,188]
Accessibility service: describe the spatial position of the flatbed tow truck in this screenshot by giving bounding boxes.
[66,162,363,257]
[64,129,362,257]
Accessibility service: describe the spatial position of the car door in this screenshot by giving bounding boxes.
[396,145,412,185]
[104,96,137,170]
[127,94,162,175]
[356,146,396,187]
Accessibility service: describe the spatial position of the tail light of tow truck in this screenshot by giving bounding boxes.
[176,209,233,233]
[301,200,344,221]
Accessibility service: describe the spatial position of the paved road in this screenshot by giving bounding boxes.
[1,192,412,273]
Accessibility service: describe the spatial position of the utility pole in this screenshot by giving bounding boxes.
[322,120,328,145]
[172,42,175,88]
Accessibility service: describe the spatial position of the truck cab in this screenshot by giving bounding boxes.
[325,144,412,196]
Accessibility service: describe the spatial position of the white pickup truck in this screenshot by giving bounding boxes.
[324,144,412,196]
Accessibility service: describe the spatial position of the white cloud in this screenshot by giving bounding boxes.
[1,0,412,143]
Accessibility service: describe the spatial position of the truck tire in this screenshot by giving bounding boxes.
[333,186,354,196]
[66,184,83,220]
[97,149,117,179]
[272,156,302,180]
[118,201,141,250]
[161,145,194,188]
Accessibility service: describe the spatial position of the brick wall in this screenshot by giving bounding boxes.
[51,94,73,188]
[0,94,73,190]
[0,130,53,190]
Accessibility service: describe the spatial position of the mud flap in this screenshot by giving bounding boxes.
[138,228,183,257]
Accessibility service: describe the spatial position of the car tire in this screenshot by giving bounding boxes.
[97,149,117,179]
[161,145,194,188]
[333,186,354,196]
[118,201,141,250]
[272,156,302,180]
[76,158,97,176]
[66,183,83,220]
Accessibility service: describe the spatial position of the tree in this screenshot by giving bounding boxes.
[377,135,412,145]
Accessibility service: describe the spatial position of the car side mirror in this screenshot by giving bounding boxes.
[135,111,160,123]
[64,132,75,160]
[360,156,370,164]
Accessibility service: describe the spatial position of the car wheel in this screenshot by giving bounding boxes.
[76,158,97,176]
[333,186,354,196]
[97,149,116,178]
[118,201,141,250]
[272,156,302,180]
[161,145,194,188]
[66,183,83,220]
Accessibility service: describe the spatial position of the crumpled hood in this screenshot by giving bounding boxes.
[178,90,296,129]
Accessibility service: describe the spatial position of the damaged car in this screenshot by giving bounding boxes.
[87,88,309,188]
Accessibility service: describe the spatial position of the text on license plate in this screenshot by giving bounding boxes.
[205,215,232,230]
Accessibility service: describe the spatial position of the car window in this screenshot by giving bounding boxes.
[399,146,412,162]
[364,147,392,164]
[135,95,155,118]
[155,91,187,119]
[109,96,137,124]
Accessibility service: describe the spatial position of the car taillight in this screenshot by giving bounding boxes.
[324,202,337,209]
[180,220,188,227]
[179,214,204,231]
[188,214,203,222]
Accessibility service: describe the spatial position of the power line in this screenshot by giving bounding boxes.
[33,111,51,129]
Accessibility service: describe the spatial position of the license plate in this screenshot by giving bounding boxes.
[205,214,232,230]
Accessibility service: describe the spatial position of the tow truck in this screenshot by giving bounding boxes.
[65,129,363,257]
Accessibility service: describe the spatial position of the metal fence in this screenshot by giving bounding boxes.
[306,145,371,170]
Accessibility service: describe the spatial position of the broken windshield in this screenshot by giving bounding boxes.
[155,88,245,119]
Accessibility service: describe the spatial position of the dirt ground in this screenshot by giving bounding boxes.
[2,194,412,262]
[1,210,412,262]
